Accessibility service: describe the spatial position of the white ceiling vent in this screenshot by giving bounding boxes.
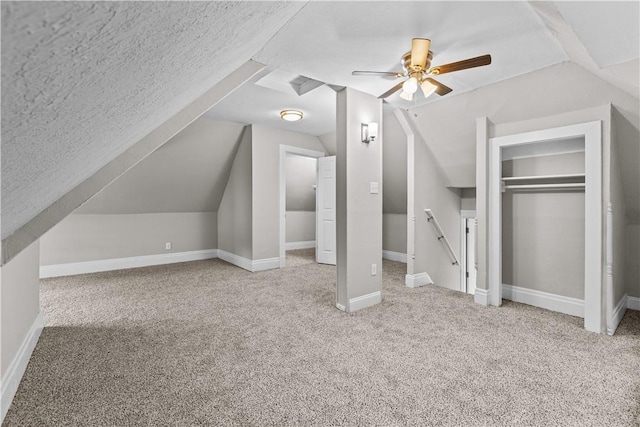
[289,75,324,96]
[255,69,325,96]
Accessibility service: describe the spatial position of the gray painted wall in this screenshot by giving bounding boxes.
[502,152,585,299]
[461,189,476,211]
[318,132,336,156]
[1,240,39,378]
[40,213,217,265]
[286,155,316,211]
[383,214,407,254]
[383,113,407,215]
[610,135,627,305]
[251,125,325,260]
[218,127,253,259]
[286,211,316,243]
[77,118,244,214]
[381,112,408,255]
[627,225,640,298]
[38,117,240,266]
[336,88,383,307]
[413,127,462,290]
[285,155,317,244]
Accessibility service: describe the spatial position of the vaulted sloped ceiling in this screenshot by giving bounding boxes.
[76,119,245,215]
[1,1,305,243]
[253,1,570,107]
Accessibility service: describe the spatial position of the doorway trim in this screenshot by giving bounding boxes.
[460,210,476,293]
[279,145,325,268]
[487,121,602,333]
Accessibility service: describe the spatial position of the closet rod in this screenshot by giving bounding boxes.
[501,173,585,181]
[504,183,585,190]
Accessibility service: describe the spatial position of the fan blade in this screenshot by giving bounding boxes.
[424,78,453,96]
[429,54,491,75]
[352,71,404,77]
[378,81,404,99]
[410,38,431,70]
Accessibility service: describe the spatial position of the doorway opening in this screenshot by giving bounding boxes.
[279,145,325,268]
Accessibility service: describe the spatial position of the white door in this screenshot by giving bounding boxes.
[316,156,336,265]
[466,218,477,294]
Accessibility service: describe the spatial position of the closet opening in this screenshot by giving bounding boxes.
[501,138,586,315]
[487,120,602,332]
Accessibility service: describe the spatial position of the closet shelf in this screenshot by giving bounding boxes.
[501,173,585,181]
[504,183,585,190]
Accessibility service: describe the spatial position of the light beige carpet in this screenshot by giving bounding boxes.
[3,251,639,426]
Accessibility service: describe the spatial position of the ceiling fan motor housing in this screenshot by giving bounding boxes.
[402,50,433,75]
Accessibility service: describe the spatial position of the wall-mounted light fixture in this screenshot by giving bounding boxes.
[361,122,378,143]
[280,110,303,122]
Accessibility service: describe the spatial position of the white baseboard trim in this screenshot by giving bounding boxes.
[382,250,407,263]
[347,291,382,312]
[1,312,43,423]
[218,250,279,273]
[608,294,628,335]
[335,303,346,312]
[40,249,219,278]
[405,272,433,288]
[502,283,584,318]
[251,257,280,272]
[628,296,640,311]
[474,288,490,306]
[218,250,252,271]
[285,241,316,250]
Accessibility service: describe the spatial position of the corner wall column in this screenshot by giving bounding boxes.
[335,88,383,312]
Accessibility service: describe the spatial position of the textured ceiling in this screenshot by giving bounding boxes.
[554,1,639,68]
[210,1,639,138]
[1,1,305,241]
[253,1,568,106]
[205,68,336,136]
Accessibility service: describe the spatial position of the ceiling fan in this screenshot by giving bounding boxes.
[352,38,491,101]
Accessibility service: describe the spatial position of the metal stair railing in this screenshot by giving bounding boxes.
[424,209,459,266]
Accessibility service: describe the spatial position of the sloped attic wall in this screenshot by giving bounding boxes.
[1,1,305,264]
[218,127,254,260]
[40,119,245,265]
[382,113,408,255]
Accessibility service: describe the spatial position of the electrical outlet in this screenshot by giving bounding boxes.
[371,263,377,275]
[165,242,172,250]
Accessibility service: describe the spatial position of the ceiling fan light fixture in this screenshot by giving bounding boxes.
[280,110,303,122]
[402,77,419,95]
[420,79,438,98]
[399,90,413,101]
